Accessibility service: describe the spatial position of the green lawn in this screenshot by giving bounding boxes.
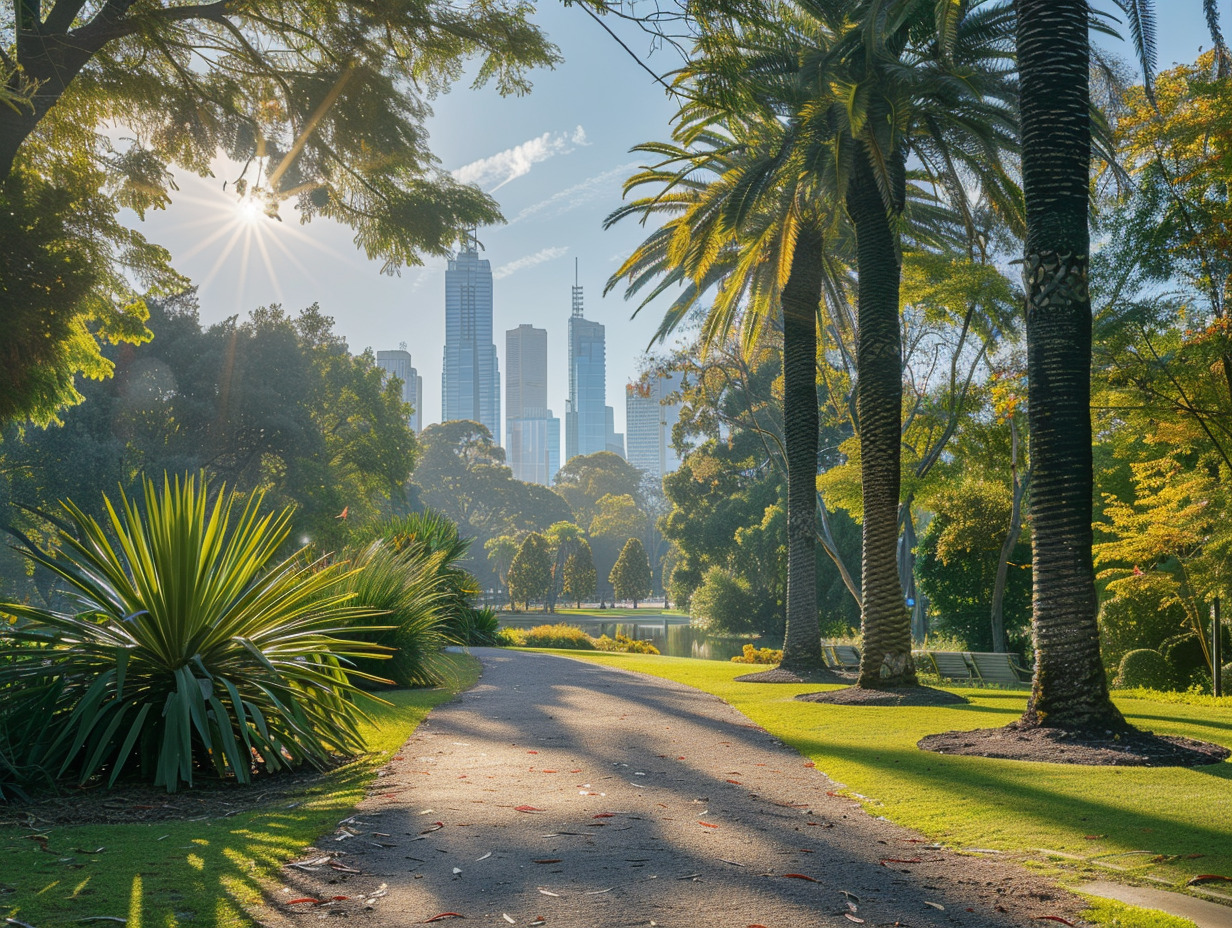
[544,651,1232,900]
[2,654,479,928]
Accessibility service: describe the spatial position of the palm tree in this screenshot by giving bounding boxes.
[1012,0,1153,729]
[607,106,846,675]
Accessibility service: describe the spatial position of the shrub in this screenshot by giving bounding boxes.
[518,623,597,650]
[1113,649,1173,690]
[594,633,660,655]
[458,606,501,646]
[689,567,755,635]
[332,542,447,688]
[1097,574,1189,670]
[382,511,482,644]
[496,626,527,647]
[0,474,388,793]
[1162,632,1208,689]
[730,644,783,665]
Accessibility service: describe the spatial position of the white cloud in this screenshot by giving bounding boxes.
[493,246,568,280]
[453,127,589,191]
[512,162,639,224]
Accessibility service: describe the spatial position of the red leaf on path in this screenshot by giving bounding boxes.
[425,915,467,923]
[783,873,818,882]
[1188,875,1232,885]
[286,898,322,905]
[331,897,349,902]
[515,806,545,813]
[527,751,539,754]
[726,779,742,785]
[804,762,815,768]
[1031,918,1074,926]
[699,822,718,828]
[879,858,922,865]
[592,813,615,818]
[570,769,582,773]
[542,769,558,773]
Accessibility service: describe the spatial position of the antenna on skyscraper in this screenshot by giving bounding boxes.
[571,258,584,317]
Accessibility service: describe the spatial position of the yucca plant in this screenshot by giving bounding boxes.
[0,473,391,793]
[380,511,484,644]
[332,541,449,687]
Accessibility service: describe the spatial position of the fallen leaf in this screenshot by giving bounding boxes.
[286,898,323,905]
[537,889,560,897]
[452,868,463,875]
[529,920,545,927]
[328,860,361,873]
[73,848,106,855]
[476,852,492,861]
[844,916,865,924]
[515,806,545,813]
[726,779,742,784]
[424,915,466,923]
[1188,875,1232,885]
[584,888,614,895]
[879,858,922,865]
[783,873,818,882]
[592,813,615,818]
[503,916,515,925]
[527,750,538,754]
[804,761,815,768]
[542,769,557,773]
[924,902,944,911]
[699,822,718,829]
[419,822,445,834]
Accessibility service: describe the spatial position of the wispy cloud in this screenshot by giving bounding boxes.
[512,161,639,224]
[453,127,588,191]
[493,246,568,280]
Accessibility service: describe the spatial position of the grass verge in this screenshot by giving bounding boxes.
[2,653,479,928]
[537,651,1231,920]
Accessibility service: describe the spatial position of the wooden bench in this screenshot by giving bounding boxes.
[966,651,1033,687]
[821,642,861,671]
[915,650,978,683]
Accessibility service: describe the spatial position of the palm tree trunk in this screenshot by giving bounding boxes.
[779,225,827,673]
[1017,0,1125,730]
[848,157,916,689]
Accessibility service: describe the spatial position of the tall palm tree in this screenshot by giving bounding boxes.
[607,109,847,675]
[1013,0,1152,729]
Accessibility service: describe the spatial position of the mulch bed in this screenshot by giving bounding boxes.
[734,666,851,684]
[0,763,342,827]
[918,726,1230,767]
[795,685,968,706]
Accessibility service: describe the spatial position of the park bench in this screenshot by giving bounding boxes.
[914,650,977,682]
[821,641,862,671]
[966,651,1033,687]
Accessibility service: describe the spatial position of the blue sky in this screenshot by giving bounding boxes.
[135,2,1215,438]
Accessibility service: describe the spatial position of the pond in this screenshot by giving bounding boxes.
[498,613,782,662]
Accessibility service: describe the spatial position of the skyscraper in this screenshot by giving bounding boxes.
[376,347,424,433]
[442,233,501,443]
[565,267,609,461]
[506,324,560,485]
[626,370,685,480]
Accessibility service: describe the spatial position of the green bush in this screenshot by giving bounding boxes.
[1097,574,1190,670]
[332,542,447,688]
[593,633,660,655]
[0,474,388,793]
[496,626,527,647]
[518,623,596,650]
[1113,649,1173,690]
[1162,632,1207,689]
[689,567,755,635]
[458,606,501,645]
[382,511,482,644]
[730,644,783,665]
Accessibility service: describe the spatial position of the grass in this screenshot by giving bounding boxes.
[536,651,1232,898]
[2,653,480,928]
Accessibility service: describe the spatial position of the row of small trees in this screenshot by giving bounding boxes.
[505,533,652,611]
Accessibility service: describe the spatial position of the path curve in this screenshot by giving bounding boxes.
[274,650,1089,927]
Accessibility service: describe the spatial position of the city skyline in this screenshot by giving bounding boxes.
[441,234,502,444]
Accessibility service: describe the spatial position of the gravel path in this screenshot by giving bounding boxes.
[274,650,1089,927]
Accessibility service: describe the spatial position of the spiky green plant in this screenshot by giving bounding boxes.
[333,541,449,687]
[381,510,484,643]
[0,473,390,793]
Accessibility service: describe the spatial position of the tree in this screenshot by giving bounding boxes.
[1013,0,1130,730]
[552,451,644,527]
[485,534,521,607]
[507,532,553,611]
[544,520,584,612]
[610,537,652,608]
[588,493,647,602]
[0,0,556,424]
[562,539,597,608]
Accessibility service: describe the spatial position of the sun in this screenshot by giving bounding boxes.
[236,194,266,225]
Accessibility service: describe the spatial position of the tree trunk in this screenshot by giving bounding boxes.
[778,225,828,673]
[1017,0,1125,731]
[990,418,1025,653]
[848,156,916,689]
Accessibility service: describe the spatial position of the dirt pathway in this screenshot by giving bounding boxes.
[274,650,1089,927]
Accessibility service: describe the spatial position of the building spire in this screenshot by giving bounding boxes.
[571,258,584,318]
